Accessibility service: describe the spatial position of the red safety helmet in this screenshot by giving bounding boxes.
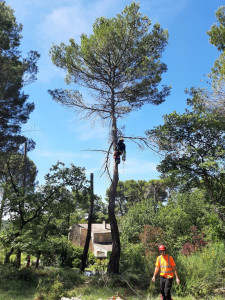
[159,245,166,251]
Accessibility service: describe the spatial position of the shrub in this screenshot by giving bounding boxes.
[181,226,207,255]
[48,278,65,300]
[35,277,65,300]
[120,243,147,275]
[87,251,96,266]
[174,242,225,298]
[0,264,38,283]
[140,225,166,256]
[34,268,84,300]
[92,259,108,276]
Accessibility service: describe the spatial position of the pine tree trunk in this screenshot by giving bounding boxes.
[107,166,120,274]
[108,94,120,274]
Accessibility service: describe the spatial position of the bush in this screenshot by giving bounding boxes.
[174,242,225,298]
[40,238,81,267]
[35,277,65,300]
[181,226,207,255]
[0,264,38,283]
[40,240,96,268]
[92,259,109,276]
[46,278,65,300]
[34,268,84,300]
[120,243,148,275]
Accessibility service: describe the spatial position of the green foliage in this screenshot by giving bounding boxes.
[71,245,96,268]
[175,242,225,298]
[120,198,156,244]
[140,224,165,257]
[39,239,95,269]
[33,268,84,300]
[49,2,170,120]
[120,186,224,253]
[107,179,170,216]
[207,6,225,83]
[0,162,88,268]
[155,190,208,251]
[0,152,37,192]
[49,1,170,275]
[120,242,147,275]
[37,277,65,300]
[88,251,96,266]
[0,1,39,152]
[92,258,109,276]
[71,245,83,268]
[147,89,225,221]
[40,237,75,268]
[0,263,224,299]
[0,264,36,282]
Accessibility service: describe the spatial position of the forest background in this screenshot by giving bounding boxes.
[0,0,225,299]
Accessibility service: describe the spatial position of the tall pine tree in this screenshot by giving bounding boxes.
[49,2,170,274]
[0,1,39,152]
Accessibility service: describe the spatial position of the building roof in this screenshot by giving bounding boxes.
[78,222,111,233]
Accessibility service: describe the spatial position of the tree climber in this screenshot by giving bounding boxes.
[113,138,126,164]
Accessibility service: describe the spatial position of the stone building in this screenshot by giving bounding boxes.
[68,221,112,259]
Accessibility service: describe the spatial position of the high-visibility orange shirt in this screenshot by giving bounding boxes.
[155,254,176,278]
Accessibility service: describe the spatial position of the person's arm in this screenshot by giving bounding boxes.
[152,266,159,282]
[172,266,180,285]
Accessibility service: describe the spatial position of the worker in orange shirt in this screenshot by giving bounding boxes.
[152,245,180,300]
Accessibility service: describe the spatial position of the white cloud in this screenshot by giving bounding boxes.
[8,0,188,47]
[37,0,119,47]
[6,0,187,84]
[38,5,90,45]
[32,0,123,82]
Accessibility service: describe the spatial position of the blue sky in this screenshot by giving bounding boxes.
[5,0,224,199]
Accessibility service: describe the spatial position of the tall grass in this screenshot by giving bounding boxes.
[174,242,225,298]
[0,244,224,300]
[0,265,84,300]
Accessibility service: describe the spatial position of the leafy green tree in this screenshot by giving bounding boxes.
[0,1,39,237]
[205,6,225,117]
[147,89,225,223]
[92,196,108,222]
[0,1,39,152]
[120,242,147,276]
[106,180,149,216]
[0,147,37,230]
[0,162,88,267]
[106,179,169,216]
[120,197,157,244]
[145,179,168,205]
[207,5,225,84]
[49,2,170,274]
[119,187,223,280]
[155,189,215,251]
